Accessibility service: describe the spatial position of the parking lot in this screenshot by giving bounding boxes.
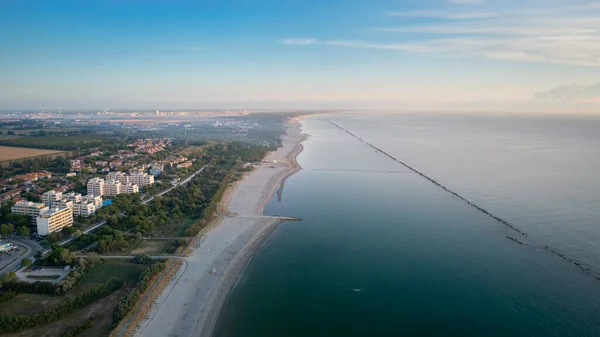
[0,236,43,276]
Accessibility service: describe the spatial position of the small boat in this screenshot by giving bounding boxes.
[211,268,217,275]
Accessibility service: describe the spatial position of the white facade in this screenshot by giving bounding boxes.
[73,202,96,217]
[103,180,122,197]
[53,200,73,211]
[64,192,82,203]
[42,190,63,208]
[83,195,103,209]
[124,183,139,194]
[87,178,105,197]
[131,172,154,187]
[36,207,73,236]
[11,201,48,217]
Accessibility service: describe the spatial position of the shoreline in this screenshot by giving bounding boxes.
[135,117,307,337]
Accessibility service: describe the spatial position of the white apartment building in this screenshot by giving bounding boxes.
[87,178,105,197]
[82,195,103,209]
[36,207,73,236]
[107,171,154,188]
[53,200,74,211]
[73,202,96,217]
[123,183,139,194]
[131,172,154,187]
[103,180,122,197]
[42,190,63,208]
[64,192,82,203]
[107,171,130,185]
[11,201,48,218]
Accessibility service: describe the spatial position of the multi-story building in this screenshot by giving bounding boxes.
[64,192,83,203]
[107,171,154,188]
[53,200,74,211]
[42,190,63,208]
[103,180,122,197]
[123,183,139,194]
[107,171,131,185]
[73,202,95,217]
[87,178,105,197]
[82,195,103,209]
[36,207,73,236]
[131,172,154,187]
[11,201,48,219]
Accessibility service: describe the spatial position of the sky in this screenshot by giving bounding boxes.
[1,0,600,112]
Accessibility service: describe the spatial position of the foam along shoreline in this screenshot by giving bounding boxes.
[135,118,307,337]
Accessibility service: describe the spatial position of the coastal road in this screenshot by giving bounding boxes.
[59,165,208,246]
[0,236,42,276]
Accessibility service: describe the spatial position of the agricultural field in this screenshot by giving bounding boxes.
[0,146,64,161]
[0,136,114,150]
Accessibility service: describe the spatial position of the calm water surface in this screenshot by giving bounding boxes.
[215,113,600,337]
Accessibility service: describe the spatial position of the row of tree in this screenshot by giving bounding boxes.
[112,261,165,324]
[0,277,123,333]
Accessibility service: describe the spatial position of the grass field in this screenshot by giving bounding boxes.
[0,145,64,161]
[1,260,148,337]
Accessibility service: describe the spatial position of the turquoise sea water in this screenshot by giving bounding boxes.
[214,113,600,337]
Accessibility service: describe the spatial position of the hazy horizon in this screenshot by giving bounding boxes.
[1,0,600,113]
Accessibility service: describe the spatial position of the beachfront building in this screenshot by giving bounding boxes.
[87,178,105,197]
[36,207,73,236]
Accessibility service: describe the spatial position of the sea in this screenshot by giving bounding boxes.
[214,112,600,337]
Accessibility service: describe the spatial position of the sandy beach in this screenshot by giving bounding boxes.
[135,118,306,337]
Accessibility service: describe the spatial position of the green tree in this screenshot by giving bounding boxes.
[0,224,10,236]
[21,258,32,268]
[17,226,30,237]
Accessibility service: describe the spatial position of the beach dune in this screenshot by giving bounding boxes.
[135,119,305,337]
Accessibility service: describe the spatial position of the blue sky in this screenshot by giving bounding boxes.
[1,0,600,111]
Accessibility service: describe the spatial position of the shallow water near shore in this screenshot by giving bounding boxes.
[214,113,600,337]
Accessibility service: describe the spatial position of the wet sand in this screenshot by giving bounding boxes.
[135,119,306,337]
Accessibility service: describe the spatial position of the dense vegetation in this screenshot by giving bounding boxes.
[112,261,165,325]
[0,277,123,333]
[60,318,93,337]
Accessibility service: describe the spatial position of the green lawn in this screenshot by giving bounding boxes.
[81,260,146,286]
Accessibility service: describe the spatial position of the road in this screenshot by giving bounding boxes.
[0,236,42,276]
[59,165,208,246]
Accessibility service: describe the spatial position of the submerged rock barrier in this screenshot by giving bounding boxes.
[329,120,599,281]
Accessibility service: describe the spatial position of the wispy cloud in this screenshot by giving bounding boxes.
[387,10,496,20]
[535,82,600,103]
[281,0,600,66]
[279,38,317,46]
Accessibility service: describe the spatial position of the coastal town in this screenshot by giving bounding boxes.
[0,112,291,336]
